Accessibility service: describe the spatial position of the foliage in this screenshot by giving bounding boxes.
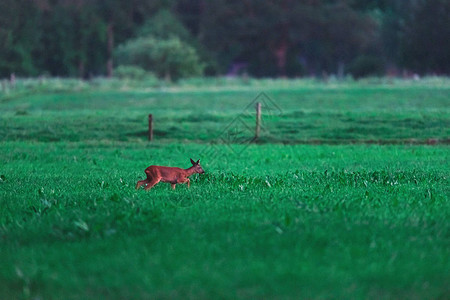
[137,9,192,41]
[399,0,450,74]
[0,0,173,77]
[114,65,155,81]
[179,1,381,77]
[115,36,204,81]
[0,0,41,76]
[1,1,450,77]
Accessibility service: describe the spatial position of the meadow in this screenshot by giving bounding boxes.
[0,78,449,299]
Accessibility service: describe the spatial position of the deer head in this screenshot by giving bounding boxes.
[190,158,205,174]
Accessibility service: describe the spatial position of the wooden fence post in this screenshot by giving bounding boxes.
[255,102,261,140]
[148,114,153,141]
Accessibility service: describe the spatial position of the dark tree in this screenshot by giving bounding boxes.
[0,0,41,76]
[400,0,450,74]
[0,0,448,78]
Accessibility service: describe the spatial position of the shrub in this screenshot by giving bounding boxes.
[114,65,152,80]
[115,36,204,81]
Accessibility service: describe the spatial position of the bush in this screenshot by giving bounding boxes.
[115,36,204,81]
[114,65,153,80]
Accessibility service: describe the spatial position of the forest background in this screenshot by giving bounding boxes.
[1,0,449,81]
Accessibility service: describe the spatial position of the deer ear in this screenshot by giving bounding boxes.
[190,158,195,165]
[196,159,200,164]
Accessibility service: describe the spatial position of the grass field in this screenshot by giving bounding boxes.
[0,78,449,299]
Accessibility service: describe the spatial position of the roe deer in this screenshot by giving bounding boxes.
[136,158,205,191]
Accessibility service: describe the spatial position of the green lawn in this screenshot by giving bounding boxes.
[0,79,449,299]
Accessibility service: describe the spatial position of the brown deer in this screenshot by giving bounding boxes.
[136,158,205,191]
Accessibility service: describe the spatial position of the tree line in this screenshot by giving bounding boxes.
[1,0,449,79]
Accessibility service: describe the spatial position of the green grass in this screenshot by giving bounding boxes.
[0,79,449,299]
[1,80,449,143]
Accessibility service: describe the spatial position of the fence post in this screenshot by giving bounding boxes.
[255,102,261,140]
[148,114,153,141]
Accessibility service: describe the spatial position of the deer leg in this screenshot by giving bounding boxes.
[171,183,176,190]
[186,178,190,188]
[144,177,161,191]
[135,179,148,190]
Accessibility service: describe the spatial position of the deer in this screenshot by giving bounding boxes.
[136,158,205,191]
